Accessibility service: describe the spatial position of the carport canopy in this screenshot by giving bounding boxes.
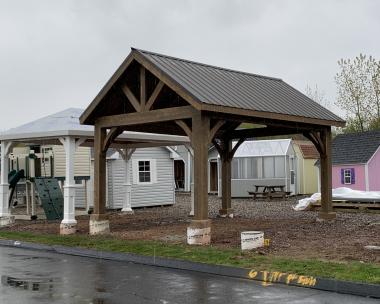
[80,48,345,242]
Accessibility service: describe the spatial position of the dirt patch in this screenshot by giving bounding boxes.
[4,193,380,263]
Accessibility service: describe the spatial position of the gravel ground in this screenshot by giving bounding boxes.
[3,193,380,263]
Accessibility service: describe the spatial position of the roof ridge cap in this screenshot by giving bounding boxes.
[132,47,283,82]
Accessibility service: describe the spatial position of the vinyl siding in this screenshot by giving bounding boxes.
[52,145,91,177]
[74,181,86,208]
[50,145,90,208]
[303,159,319,194]
[367,146,380,191]
[130,147,175,208]
[91,147,175,209]
[107,159,126,209]
[332,164,366,191]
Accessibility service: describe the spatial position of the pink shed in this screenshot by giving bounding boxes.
[368,146,380,191]
[332,165,366,191]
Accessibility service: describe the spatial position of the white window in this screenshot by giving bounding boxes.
[344,169,352,184]
[138,160,151,183]
[132,159,157,184]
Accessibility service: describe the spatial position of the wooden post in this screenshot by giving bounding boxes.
[90,124,110,234]
[187,111,211,245]
[220,139,233,217]
[319,127,336,220]
[94,125,106,215]
[192,112,209,220]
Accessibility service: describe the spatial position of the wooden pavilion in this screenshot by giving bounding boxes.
[80,48,345,243]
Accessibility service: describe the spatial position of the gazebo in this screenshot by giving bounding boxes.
[80,48,345,244]
[0,108,188,233]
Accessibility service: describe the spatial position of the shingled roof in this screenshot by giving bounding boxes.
[330,130,380,165]
[80,48,344,126]
[294,141,320,159]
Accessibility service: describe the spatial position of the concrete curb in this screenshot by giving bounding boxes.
[0,239,378,299]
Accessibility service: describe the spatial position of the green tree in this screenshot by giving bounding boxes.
[335,54,371,132]
[335,54,380,133]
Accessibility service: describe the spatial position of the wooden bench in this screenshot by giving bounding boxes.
[249,185,289,200]
[268,191,287,199]
[248,191,269,200]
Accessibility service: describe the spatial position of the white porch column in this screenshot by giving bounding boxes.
[186,146,194,216]
[119,148,135,214]
[0,141,15,226]
[59,137,85,234]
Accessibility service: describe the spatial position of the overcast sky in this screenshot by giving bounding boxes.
[0,0,379,131]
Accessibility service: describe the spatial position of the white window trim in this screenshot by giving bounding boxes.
[343,169,352,185]
[132,159,157,185]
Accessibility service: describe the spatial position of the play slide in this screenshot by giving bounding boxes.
[8,169,25,207]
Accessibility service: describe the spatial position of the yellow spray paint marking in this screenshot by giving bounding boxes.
[264,239,270,246]
[286,274,298,284]
[247,270,317,287]
[261,271,272,287]
[248,270,258,279]
[269,271,285,282]
[297,275,317,286]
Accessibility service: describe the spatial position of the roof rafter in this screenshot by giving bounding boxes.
[97,106,194,129]
[121,84,141,112]
[145,80,164,111]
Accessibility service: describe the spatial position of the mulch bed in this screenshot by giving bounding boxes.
[3,193,380,263]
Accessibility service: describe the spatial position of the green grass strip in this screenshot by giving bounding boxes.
[0,231,379,284]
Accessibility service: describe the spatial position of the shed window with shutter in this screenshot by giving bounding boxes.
[341,168,355,185]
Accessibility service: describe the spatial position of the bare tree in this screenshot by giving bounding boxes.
[305,84,331,109]
[367,55,380,122]
[305,84,343,136]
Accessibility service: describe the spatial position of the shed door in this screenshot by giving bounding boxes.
[209,161,218,193]
[174,160,185,190]
[290,156,296,194]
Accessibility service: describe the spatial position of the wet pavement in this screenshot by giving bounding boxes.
[0,246,377,304]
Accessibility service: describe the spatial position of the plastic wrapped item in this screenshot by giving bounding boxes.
[293,187,380,211]
[293,193,321,211]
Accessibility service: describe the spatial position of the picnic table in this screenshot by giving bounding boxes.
[248,185,289,200]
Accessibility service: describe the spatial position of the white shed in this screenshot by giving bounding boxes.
[208,139,297,197]
[90,146,178,209]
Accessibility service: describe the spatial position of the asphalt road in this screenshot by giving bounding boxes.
[0,246,377,304]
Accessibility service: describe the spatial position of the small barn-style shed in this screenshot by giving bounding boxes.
[208,139,297,197]
[293,140,320,195]
[94,146,179,209]
[79,48,344,244]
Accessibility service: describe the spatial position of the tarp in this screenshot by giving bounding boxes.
[293,187,380,211]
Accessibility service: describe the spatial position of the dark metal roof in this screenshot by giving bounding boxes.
[136,48,344,123]
[330,131,380,165]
